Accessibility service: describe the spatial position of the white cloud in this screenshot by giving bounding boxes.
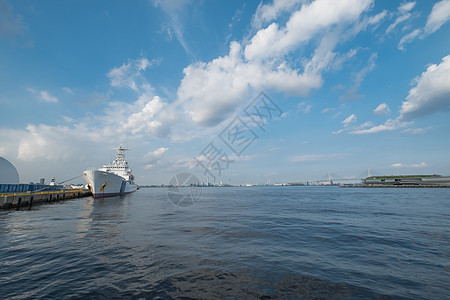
[349,118,410,134]
[321,107,334,113]
[251,0,302,28]
[373,102,390,115]
[107,57,156,92]
[152,0,194,57]
[267,145,281,151]
[396,1,450,50]
[27,88,59,103]
[120,95,168,136]
[402,126,431,134]
[330,48,359,71]
[349,121,394,134]
[398,29,420,51]
[350,9,386,37]
[166,156,198,172]
[339,52,377,101]
[400,54,450,119]
[16,123,98,161]
[39,90,58,103]
[425,0,450,34]
[229,4,245,29]
[365,10,388,27]
[7,91,175,162]
[385,2,415,35]
[245,0,373,61]
[229,153,256,162]
[399,2,416,13]
[0,128,22,158]
[342,113,357,126]
[177,41,323,126]
[177,0,379,127]
[144,147,168,169]
[347,55,450,136]
[356,121,374,130]
[386,13,412,35]
[382,1,419,50]
[62,87,74,94]
[355,53,377,85]
[177,42,252,126]
[290,153,347,162]
[332,113,358,134]
[298,102,312,114]
[226,3,246,43]
[390,162,428,168]
[62,115,75,123]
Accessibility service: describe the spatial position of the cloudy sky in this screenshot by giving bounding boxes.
[1,0,450,185]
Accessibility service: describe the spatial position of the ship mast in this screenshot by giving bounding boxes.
[113,144,129,163]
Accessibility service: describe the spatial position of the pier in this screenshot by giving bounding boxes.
[1,188,92,210]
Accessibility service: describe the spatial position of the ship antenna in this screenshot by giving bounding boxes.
[113,144,130,162]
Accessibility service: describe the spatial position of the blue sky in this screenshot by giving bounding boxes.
[1,0,450,185]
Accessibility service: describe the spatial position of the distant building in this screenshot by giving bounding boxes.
[363,175,450,186]
[0,157,19,184]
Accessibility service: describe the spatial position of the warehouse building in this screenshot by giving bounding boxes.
[0,157,62,193]
[363,175,450,186]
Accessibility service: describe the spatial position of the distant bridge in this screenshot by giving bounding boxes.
[316,169,382,184]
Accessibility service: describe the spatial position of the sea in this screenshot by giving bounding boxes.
[0,186,449,299]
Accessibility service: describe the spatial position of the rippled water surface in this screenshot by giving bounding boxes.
[1,186,449,299]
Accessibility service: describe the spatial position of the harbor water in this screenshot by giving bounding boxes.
[0,186,449,299]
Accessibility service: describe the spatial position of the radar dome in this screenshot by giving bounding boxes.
[0,157,19,184]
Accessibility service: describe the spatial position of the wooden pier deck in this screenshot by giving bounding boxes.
[1,188,92,210]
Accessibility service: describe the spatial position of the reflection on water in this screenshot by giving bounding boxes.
[0,187,449,299]
[77,195,129,240]
[76,198,94,238]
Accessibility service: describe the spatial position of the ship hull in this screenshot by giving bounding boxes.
[83,170,137,198]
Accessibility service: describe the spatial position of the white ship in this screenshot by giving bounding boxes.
[83,145,138,198]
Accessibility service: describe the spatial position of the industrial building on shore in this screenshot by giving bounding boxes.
[0,157,63,193]
[1,156,90,209]
[362,175,450,187]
